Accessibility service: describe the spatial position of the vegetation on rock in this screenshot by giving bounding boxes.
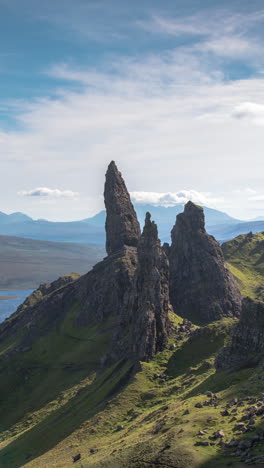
[222,231,264,301]
[0,163,263,468]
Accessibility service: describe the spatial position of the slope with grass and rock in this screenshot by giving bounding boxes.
[0,162,263,468]
[222,231,264,301]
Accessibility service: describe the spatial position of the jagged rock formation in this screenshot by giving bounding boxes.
[16,273,80,315]
[216,297,264,370]
[0,162,170,364]
[127,213,170,360]
[169,201,241,324]
[104,161,141,255]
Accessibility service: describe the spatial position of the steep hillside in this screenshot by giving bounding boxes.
[2,314,264,468]
[222,232,264,301]
[0,235,105,289]
[0,162,263,468]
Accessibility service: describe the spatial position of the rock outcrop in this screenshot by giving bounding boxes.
[0,162,170,365]
[16,273,80,315]
[169,201,241,324]
[104,161,141,255]
[128,213,170,360]
[216,298,264,370]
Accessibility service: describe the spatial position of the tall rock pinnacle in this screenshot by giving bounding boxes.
[169,201,241,324]
[104,161,141,255]
[131,212,170,360]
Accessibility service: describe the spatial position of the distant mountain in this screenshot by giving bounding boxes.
[0,211,32,224]
[0,214,105,245]
[209,220,264,243]
[133,204,242,242]
[0,206,262,244]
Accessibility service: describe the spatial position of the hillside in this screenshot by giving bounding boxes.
[209,221,264,244]
[0,235,105,289]
[222,232,264,301]
[0,163,263,468]
[0,312,260,468]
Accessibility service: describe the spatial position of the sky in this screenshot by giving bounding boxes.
[1,0,264,221]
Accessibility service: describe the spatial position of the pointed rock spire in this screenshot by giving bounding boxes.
[104,161,141,255]
[178,201,205,233]
[169,202,241,324]
[132,212,170,360]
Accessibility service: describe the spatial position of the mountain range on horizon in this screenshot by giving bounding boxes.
[0,204,263,245]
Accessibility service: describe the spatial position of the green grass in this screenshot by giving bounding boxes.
[222,231,264,300]
[1,312,263,468]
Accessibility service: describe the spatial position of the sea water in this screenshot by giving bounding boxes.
[0,290,34,323]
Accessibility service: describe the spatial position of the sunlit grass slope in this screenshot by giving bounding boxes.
[222,231,264,301]
[1,311,264,468]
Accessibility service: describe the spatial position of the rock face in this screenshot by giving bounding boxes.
[216,298,264,370]
[104,161,141,255]
[16,273,80,315]
[0,162,170,365]
[169,201,241,324]
[128,213,170,360]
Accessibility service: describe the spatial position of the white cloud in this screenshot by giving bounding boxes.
[19,187,79,198]
[200,37,259,58]
[137,15,208,37]
[130,190,222,207]
[139,10,264,61]
[0,8,264,220]
[232,102,264,125]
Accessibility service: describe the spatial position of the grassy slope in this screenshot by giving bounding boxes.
[1,312,264,468]
[0,235,105,289]
[222,231,264,301]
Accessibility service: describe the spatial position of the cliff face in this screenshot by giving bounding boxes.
[128,213,170,360]
[0,162,170,364]
[169,201,241,324]
[104,161,141,255]
[216,297,264,370]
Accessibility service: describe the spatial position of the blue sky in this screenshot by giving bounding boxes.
[1,0,264,220]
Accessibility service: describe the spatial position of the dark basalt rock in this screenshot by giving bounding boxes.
[216,298,264,370]
[16,273,80,315]
[104,161,141,255]
[128,213,170,360]
[169,201,241,324]
[0,164,170,365]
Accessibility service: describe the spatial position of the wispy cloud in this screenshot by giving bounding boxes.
[131,190,222,207]
[1,5,264,220]
[19,187,79,198]
[138,9,264,60]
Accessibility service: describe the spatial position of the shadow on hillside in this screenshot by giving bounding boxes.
[166,326,227,379]
[0,359,134,468]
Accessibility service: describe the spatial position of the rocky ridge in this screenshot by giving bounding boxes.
[16,273,80,315]
[0,162,171,364]
[0,162,264,468]
[0,164,244,364]
[216,297,264,370]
